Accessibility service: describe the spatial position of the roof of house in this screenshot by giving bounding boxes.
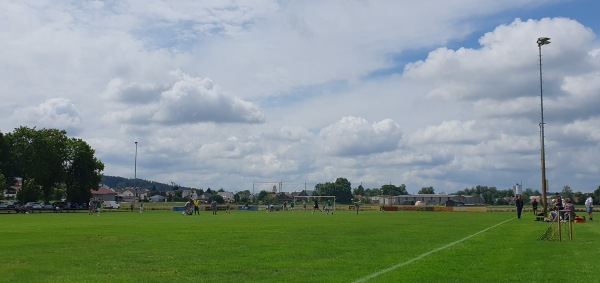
[91,188,117,195]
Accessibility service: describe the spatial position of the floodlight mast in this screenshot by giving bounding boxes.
[537,37,550,216]
[134,141,138,210]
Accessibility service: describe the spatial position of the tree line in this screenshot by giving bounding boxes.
[0,127,104,203]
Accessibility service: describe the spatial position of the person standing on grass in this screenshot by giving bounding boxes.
[193,199,200,215]
[211,200,218,215]
[88,198,94,215]
[312,198,322,214]
[325,199,333,214]
[531,198,539,216]
[515,194,524,219]
[585,194,593,221]
[226,201,231,215]
[97,200,102,216]
[140,202,144,213]
[302,199,307,211]
[290,201,295,212]
[354,201,360,215]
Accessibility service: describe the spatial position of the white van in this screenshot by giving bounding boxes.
[104,201,120,209]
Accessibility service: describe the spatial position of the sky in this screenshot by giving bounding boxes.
[1,0,600,194]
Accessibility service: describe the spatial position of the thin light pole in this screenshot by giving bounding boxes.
[134,141,138,210]
[537,37,550,216]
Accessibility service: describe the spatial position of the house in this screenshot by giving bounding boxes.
[91,188,118,201]
[217,192,235,202]
[276,193,294,203]
[4,177,22,200]
[149,195,167,202]
[118,189,136,202]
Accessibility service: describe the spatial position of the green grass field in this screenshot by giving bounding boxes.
[1,209,598,282]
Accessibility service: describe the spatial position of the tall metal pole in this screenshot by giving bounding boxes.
[537,37,550,216]
[134,141,138,210]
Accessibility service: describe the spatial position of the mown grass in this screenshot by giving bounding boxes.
[1,209,598,282]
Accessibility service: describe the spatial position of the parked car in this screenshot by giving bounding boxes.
[104,201,120,209]
[0,201,8,210]
[24,202,38,209]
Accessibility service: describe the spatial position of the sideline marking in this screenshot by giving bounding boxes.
[352,217,514,283]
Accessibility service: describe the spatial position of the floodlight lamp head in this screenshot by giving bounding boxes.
[537,37,551,46]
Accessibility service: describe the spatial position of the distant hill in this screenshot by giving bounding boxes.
[101,175,189,191]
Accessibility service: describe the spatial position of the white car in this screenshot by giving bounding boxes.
[104,201,120,209]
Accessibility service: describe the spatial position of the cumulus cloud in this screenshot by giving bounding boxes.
[106,72,265,125]
[404,18,596,103]
[3,1,600,193]
[319,116,402,156]
[410,120,488,145]
[13,98,82,134]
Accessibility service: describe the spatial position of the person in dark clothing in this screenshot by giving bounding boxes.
[515,194,524,219]
[531,198,539,215]
[211,200,218,215]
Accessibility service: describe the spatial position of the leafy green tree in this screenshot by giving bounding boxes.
[6,127,70,202]
[418,186,435,194]
[334,178,353,203]
[381,184,408,195]
[364,188,381,197]
[561,186,574,201]
[0,132,10,175]
[209,194,224,204]
[64,138,104,203]
[16,178,41,203]
[257,190,269,202]
[353,184,365,196]
[235,190,251,203]
[315,178,352,203]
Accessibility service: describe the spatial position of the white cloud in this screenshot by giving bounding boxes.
[105,72,265,125]
[2,1,600,193]
[319,116,402,156]
[13,98,82,134]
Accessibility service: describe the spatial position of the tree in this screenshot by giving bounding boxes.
[0,132,10,175]
[334,178,353,203]
[561,186,574,202]
[257,190,269,202]
[381,184,408,195]
[6,127,68,202]
[353,184,365,196]
[0,173,6,198]
[364,188,382,197]
[64,138,104,203]
[418,186,435,194]
[235,190,251,204]
[16,178,41,203]
[314,178,353,203]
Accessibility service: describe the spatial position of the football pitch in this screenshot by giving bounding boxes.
[1,209,598,282]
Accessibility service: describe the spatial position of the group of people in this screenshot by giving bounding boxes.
[88,198,102,215]
[182,199,231,215]
[519,192,595,222]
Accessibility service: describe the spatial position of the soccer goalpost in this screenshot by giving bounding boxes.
[293,195,336,213]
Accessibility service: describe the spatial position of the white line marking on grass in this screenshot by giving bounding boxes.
[352,217,514,283]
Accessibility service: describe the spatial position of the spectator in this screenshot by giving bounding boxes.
[563,198,575,221]
[515,195,524,219]
[585,194,593,221]
[211,200,218,215]
[531,198,539,216]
